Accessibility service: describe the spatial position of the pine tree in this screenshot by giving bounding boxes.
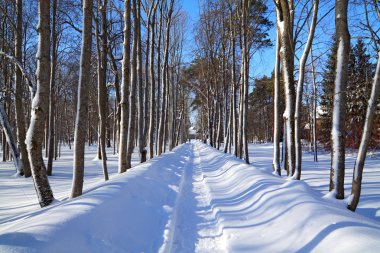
[346,39,373,148]
[319,37,338,146]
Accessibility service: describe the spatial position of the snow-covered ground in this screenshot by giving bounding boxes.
[247,143,380,221]
[0,142,379,252]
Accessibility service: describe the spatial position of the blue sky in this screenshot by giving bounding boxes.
[178,1,375,80]
[180,0,277,78]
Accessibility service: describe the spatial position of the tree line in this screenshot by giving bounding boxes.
[0,0,190,207]
[1,0,379,213]
[188,0,380,212]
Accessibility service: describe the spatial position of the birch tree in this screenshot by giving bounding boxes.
[310,47,318,162]
[126,0,138,168]
[293,0,318,180]
[348,52,380,210]
[26,0,54,207]
[47,0,58,176]
[273,29,281,176]
[148,0,159,159]
[157,0,174,156]
[96,0,109,180]
[137,0,147,162]
[274,0,295,176]
[0,99,22,174]
[71,0,93,198]
[329,0,350,199]
[14,0,31,177]
[118,0,131,173]
[348,0,380,211]
[241,0,249,163]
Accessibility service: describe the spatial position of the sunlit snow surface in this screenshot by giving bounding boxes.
[0,142,379,252]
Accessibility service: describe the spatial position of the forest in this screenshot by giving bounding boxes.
[0,0,380,252]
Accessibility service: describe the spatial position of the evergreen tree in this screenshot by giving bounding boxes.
[249,72,285,143]
[319,37,338,146]
[346,39,373,148]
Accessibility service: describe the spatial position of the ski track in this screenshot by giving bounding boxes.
[162,142,231,253]
[160,143,196,253]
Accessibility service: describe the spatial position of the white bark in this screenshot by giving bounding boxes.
[157,0,174,156]
[242,0,249,164]
[137,0,147,162]
[348,53,380,211]
[26,0,54,207]
[273,28,281,176]
[71,0,93,198]
[98,0,109,180]
[118,0,131,173]
[0,101,22,174]
[310,47,318,162]
[47,0,58,176]
[126,0,138,168]
[275,0,295,176]
[330,0,350,199]
[14,0,31,177]
[148,0,158,159]
[294,0,319,180]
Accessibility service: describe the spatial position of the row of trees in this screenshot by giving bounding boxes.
[273,0,380,211]
[1,0,379,213]
[186,0,272,162]
[0,0,191,207]
[189,0,380,212]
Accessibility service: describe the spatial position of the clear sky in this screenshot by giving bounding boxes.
[180,0,200,64]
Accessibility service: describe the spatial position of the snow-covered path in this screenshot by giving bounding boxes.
[1,141,380,252]
[164,142,380,252]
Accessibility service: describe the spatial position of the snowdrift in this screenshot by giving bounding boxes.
[0,142,379,252]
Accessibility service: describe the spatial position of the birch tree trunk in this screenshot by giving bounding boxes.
[118,0,131,173]
[157,0,174,156]
[155,6,163,155]
[26,0,54,207]
[137,0,147,163]
[97,0,109,180]
[71,0,93,198]
[143,2,154,158]
[126,0,138,168]
[228,4,237,157]
[109,50,120,153]
[242,0,249,164]
[310,47,318,162]
[216,101,222,150]
[14,0,31,177]
[148,0,158,159]
[294,0,318,180]
[348,53,380,211]
[273,28,281,176]
[275,0,295,176]
[47,0,58,176]
[330,0,350,199]
[0,101,22,174]
[223,49,229,153]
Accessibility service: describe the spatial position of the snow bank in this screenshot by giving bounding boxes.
[193,142,380,252]
[1,142,379,252]
[0,145,192,253]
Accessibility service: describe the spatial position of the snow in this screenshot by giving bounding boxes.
[1,141,380,252]
[248,143,380,221]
